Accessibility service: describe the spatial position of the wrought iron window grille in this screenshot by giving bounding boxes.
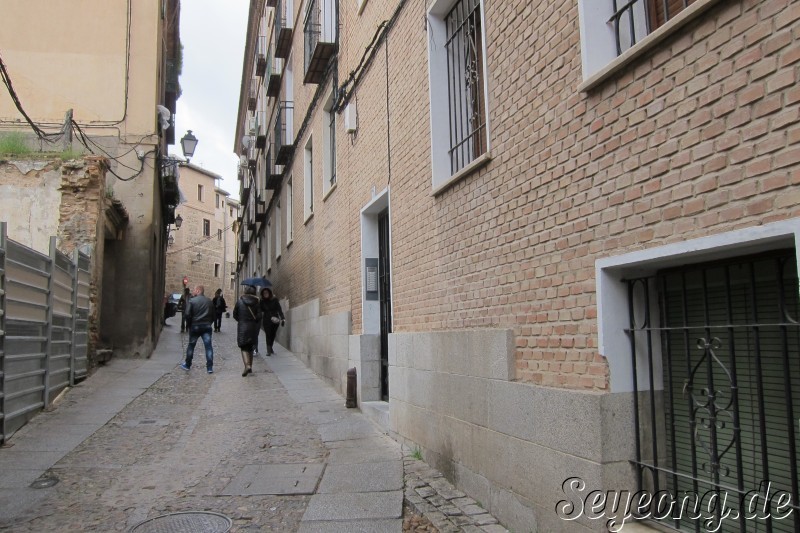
[609,0,696,56]
[625,250,800,531]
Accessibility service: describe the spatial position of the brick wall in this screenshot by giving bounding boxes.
[266,0,800,391]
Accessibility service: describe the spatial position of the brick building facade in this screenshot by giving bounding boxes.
[236,0,800,529]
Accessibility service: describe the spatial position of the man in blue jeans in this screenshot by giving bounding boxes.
[180,285,216,374]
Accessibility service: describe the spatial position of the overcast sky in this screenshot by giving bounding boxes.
[169,0,249,200]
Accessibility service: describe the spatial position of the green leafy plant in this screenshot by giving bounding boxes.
[411,447,423,460]
[0,132,31,156]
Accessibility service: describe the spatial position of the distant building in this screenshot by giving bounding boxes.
[0,0,182,360]
[166,163,238,297]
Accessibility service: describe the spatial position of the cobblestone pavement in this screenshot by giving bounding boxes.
[0,320,508,532]
[0,327,325,532]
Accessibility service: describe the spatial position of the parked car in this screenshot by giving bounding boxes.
[164,292,181,319]
[172,292,185,312]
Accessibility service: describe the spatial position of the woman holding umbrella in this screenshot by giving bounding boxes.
[232,285,262,376]
[260,287,285,356]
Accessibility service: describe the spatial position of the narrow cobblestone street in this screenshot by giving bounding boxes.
[0,319,507,532]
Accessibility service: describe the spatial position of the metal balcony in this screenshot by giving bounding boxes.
[266,54,282,98]
[247,78,258,111]
[275,0,294,59]
[274,101,294,165]
[266,145,283,189]
[255,36,267,77]
[303,0,337,84]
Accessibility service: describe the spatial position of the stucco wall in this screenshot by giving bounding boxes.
[0,160,62,252]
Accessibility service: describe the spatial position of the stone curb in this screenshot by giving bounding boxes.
[402,451,509,533]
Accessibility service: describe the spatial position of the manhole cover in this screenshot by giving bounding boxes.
[129,511,232,533]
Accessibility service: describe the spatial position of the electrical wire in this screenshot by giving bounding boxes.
[0,51,56,142]
[167,221,239,255]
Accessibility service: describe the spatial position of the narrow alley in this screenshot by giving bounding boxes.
[0,318,506,532]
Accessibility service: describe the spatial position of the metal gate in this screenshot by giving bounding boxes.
[0,223,92,442]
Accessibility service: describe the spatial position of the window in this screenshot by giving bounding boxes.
[218,229,223,241]
[276,200,282,258]
[203,219,210,236]
[578,0,717,87]
[323,89,336,196]
[198,184,204,201]
[230,207,234,218]
[595,221,800,531]
[427,0,489,191]
[215,193,220,208]
[287,177,294,243]
[304,137,314,221]
[266,221,272,270]
[214,263,220,277]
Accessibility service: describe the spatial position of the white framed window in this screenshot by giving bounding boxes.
[276,200,282,259]
[287,177,294,244]
[427,0,490,193]
[578,0,721,90]
[304,136,314,221]
[323,89,336,198]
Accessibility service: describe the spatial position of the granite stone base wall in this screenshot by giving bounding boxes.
[287,299,351,394]
[388,329,638,532]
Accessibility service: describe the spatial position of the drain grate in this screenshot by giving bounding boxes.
[30,474,59,489]
[129,511,232,532]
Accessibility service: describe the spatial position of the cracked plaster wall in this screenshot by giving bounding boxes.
[0,160,62,253]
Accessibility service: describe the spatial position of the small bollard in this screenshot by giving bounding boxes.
[345,367,357,408]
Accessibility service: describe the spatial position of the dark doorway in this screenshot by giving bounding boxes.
[378,210,392,401]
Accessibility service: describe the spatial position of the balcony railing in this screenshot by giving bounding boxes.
[610,0,696,55]
[275,0,294,59]
[159,157,180,208]
[255,110,267,149]
[255,35,267,77]
[266,145,283,189]
[303,0,337,84]
[248,78,258,110]
[274,101,294,165]
[266,52,282,98]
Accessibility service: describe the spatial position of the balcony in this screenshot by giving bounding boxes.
[275,0,294,59]
[255,111,267,150]
[160,157,180,207]
[255,36,267,77]
[266,146,283,189]
[303,0,337,84]
[266,52,283,98]
[256,198,267,222]
[247,78,258,111]
[274,101,294,165]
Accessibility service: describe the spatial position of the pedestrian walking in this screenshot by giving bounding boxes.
[212,289,227,332]
[260,287,285,356]
[233,285,262,377]
[179,287,191,332]
[180,285,216,374]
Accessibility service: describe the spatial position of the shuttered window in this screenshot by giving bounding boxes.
[628,250,800,531]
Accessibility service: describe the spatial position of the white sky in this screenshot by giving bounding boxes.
[169,0,249,200]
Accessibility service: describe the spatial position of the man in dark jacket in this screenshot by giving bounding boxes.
[180,285,216,373]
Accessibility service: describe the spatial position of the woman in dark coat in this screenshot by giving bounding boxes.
[260,287,285,356]
[233,285,262,376]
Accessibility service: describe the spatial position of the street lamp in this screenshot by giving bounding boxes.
[175,213,183,229]
[180,130,198,162]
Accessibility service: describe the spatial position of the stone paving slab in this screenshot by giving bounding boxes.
[317,461,403,493]
[302,491,404,521]
[221,463,325,495]
[327,443,402,464]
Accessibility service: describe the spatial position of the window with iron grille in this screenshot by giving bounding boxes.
[203,219,210,237]
[578,0,718,85]
[427,0,489,191]
[444,0,486,175]
[626,250,800,531]
[323,89,336,194]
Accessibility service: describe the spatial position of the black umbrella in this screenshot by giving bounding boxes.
[240,276,272,288]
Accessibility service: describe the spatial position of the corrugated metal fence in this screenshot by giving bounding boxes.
[0,222,91,443]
